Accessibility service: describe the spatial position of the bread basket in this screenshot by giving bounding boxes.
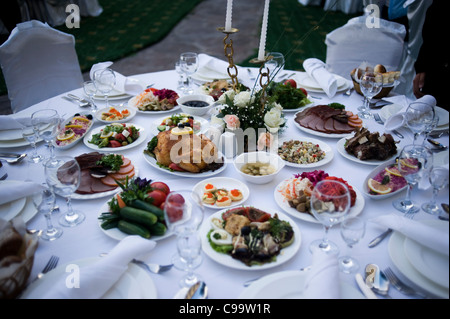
[351,68,394,99]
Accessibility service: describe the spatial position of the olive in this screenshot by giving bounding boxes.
[240,226,251,236]
[86,114,93,120]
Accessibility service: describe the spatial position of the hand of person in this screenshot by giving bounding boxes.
[413,72,426,98]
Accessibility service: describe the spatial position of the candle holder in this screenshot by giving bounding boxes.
[218,27,240,92]
[250,55,273,112]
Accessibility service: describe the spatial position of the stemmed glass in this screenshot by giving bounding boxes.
[21,123,42,163]
[163,189,204,288]
[309,180,351,255]
[44,156,84,227]
[393,144,433,213]
[357,72,382,119]
[94,68,116,108]
[31,109,60,161]
[338,217,365,274]
[32,187,63,241]
[83,80,98,113]
[179,52,199,95]
[267,52,285,81]
[422,167,449,215]
[175,61,187,91]
[404,101,435,147]
[421,114,439,146]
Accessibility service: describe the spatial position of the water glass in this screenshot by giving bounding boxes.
[175,61,187,91]
[32,187,63,241]
[357,72,382,119]
[339,217,365,274]
[179,52,199,95]
[405,101,435,146]
[83,80,98,113]
[422,167,449,215]
[31,109,60,160]
[21,124,42,163]
[94,68,116,108]
[267,52,285,80]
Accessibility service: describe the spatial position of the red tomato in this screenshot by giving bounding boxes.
[109,140,122,148]
[115,133,126,141]
[150,181,170,195]
[167,192,185,204]
[147,190,167,207]
[284,79,297,88]
[300,87,308,96]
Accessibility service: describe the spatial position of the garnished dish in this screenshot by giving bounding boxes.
[98,177,171,240]
[266,79,313,111]
[277,138,331,167]
[363,160,408,199]
[154,113,203,134]
[84,123,145,151]
[95,106,136,124]
[200,79,248,101]
[54,113,93,149]
[193,177,249,209]
[201,207,301,269]
[128,87,179,112]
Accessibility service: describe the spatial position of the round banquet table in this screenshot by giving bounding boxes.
[2,68,449,300]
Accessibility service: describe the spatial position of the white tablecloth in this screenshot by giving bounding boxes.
[2,66,448,299]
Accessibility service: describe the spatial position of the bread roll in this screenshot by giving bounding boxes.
[374,64,387,74]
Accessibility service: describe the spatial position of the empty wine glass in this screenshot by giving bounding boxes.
[339,217,365,274]
[393,144,433,213]
[83,80,98,113]
[422,114,439,146]
[44,156,84,227]
[405,101,435,146]
[175,61,187,91]
[179,52,199,95]
[309,180,351,255]
[163,189,204,288]
[94,68,116,108]
[32,187,63,241]
[31,109,60,160]
[357,72,382,119]
[267,52,285,80]
[21,123,42,163]
[422,167,449,215]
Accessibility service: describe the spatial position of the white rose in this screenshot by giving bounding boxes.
[210,115,225,131]
[264,108,285,129]
[217,90,235,104]
[233,91,254,108]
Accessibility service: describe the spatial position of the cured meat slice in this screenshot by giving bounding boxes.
[117,164,134,175]
[121,157,131,167]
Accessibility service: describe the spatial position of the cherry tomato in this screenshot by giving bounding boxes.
[284,79,297,88]
[150,181,170,195]
[147,189,167,207]
[300,87,308,96]
[109,140,122,148]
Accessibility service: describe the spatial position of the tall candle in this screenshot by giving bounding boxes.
[225,0,233,31]
[258,0,270,61]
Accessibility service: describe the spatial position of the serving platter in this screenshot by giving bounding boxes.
[336,137,398,166]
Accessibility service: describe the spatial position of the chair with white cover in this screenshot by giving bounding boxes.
[323,0,364,14]
[325,16,407,80]
[0,20,83,113]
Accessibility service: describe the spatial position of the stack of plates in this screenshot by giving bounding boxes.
[294,72,351,94]
[0,129,29,148]
[388,220,449,298]
[191,66,230,83]
[0,183,38,222]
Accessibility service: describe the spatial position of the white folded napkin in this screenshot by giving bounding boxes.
[40,236,157,299]
[370,214,449,256]
[195,54,230,80]
[90,62,144,96]
[0,115,32,131]
[0,180,45,205]
[302,249,341,299]
[303,58,338,98]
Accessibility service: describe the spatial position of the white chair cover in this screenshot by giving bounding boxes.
[0,20,83,113]
[325,16,406,80]
[323,0,364,14]
[298,0,322,6]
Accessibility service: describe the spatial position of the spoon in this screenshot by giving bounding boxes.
[0,153,27,164]
[365,264,391,298]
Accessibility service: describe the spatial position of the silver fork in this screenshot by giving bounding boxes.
[35,255,59,280]
[131,259,173,274]
[383,267,426,298]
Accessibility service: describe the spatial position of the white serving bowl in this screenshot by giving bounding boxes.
[233,151,285,184]
[177,94,215,116]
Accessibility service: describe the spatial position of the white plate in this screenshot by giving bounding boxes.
[192,177,249,210]
[97,199,172,241]
[336,137,398,166]
[238,270,364,299]
[388,220,449,298]
[361,160,408,200]
[150,113,209,136]
[292,116,353,139]
[0,129,23,141]
[95,106,137,124]
[281,95,315,113]
[83,124,147,152]
[18,196,38,223]
[274,178,364,224]
[54,112,94,150]
[143,152,227,178]
[200,209,301,270]
[277,136,334,168]
[0,197,27,221]
[294,72,350,93]
[20,257,157,299]
[435,106,449,127]
[127,95,181,115]
[0,138,30,148]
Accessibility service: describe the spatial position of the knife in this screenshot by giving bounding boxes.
[355,273,378,299]
[368,229,393,248]
[392,130,404,139]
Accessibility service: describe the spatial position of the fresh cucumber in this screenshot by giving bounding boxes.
[120,206,157,227]
[148,222,167,236]
[101,218,119,230]
[118,220,151,239]
[130,199,165,221]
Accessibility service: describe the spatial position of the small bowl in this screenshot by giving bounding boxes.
[233,151,285,184]
[177,94,215,116]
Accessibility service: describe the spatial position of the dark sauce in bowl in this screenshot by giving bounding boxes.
[184,100,210,108]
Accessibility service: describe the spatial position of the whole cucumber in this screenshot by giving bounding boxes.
[120,206,157,227]
[148,222,167,236]
[118,220,151,239]
[130,199,165,221]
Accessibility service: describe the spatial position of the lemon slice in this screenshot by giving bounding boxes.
[110,123,124,128]
[72,116,90,122]
[65,124,83,129]
[400,159,418,169]
[368,178,392,194]
[100,130,114,138]
[171,126,193,135]
[385,166,402,177]
[57,130,75,141]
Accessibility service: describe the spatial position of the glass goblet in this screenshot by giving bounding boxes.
[422,167,449,215]
[83,80,98,113]
[404,101,435,146]
[31,109,60,161]
[179,52,199,95]
[94,68,116,108]
[44,156,84,227]
[268,52,285,80]
[309,180,351,255]
[32,187,63,241]
[21,123,42,163]
[357,72,382,120]
[175,61,187,91]
[338,217,365,274]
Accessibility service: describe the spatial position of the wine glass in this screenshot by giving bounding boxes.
[267,52,285,80]
[175,61,187,91]
[163,189,204,288]
[94,68,116,108]
[422,167,449,215]
[404,101,435,146]
[357,72,382,119]
[21,122,42,163]
[338,217,365,274]
[32,187,63,241]
[31,109,60,160]
[421,114,439,146]
[44,156,84,227]
[179,52,199,95]
[392,144,433,213]
[309,180,352,255]
[83,80,98,113]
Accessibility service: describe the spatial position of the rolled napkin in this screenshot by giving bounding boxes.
[90,62,144,96]
[0,180,45,205]
[40,236,157,299]
[370,214,449,256]
[302,249,341,299]
[303,58,338,98]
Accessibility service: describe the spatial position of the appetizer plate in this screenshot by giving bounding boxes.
[20,257,157,299]
[143,152,227,178]
[128,94,181,115]
[95,106,137,124]
[274,179,364,224]
[361,160,407,200]
[150,113,209,136]
[54,112,94,150]
[200,209,301,271]
[277,136,334,168]
[292,116,353,139]
[83,124,147,152]
[192,177,250,210]
[336,137,398,166]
